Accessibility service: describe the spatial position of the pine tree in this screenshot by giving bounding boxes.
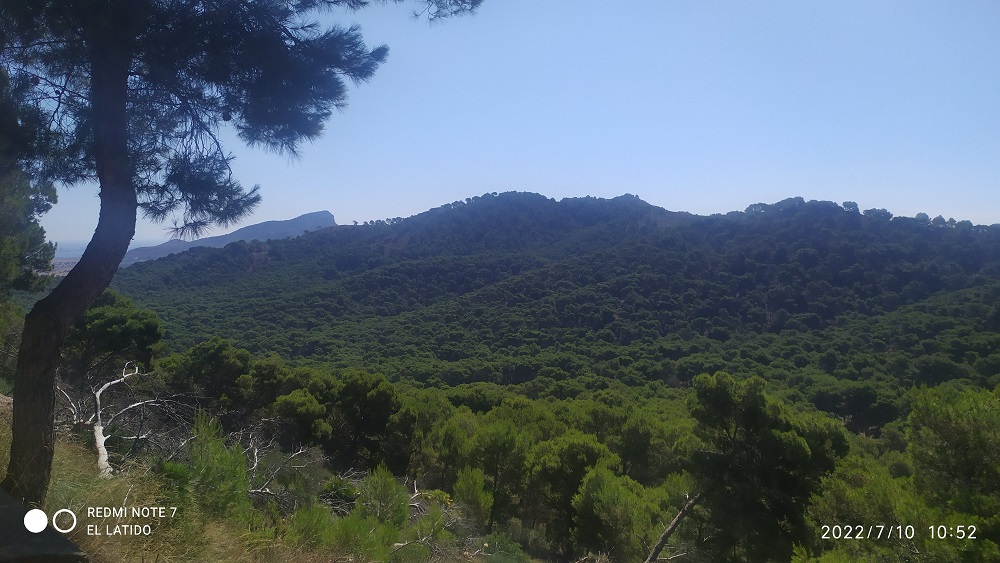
[0,0,480,504]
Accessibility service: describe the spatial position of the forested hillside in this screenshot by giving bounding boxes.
[115,192,1000,373]
[99,192,1000,561]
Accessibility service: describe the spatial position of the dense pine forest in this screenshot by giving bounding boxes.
[7,192,999,561]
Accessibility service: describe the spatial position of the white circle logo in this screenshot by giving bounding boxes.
[23,509,47,533]
[51,509,77,533]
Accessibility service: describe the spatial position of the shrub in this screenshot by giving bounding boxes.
[454,466,493,527]
[187,414,251,519]
[285,504,336,547]
[331,513,398,561]
[484,531,531,563]
[355,464,409,527]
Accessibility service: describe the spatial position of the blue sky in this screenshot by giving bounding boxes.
[43,0,1000,253]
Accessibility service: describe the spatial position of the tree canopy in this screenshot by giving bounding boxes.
[2,0,408,235]
[0,70,55,296]
[105,194,1000,560]
[0,0,481,504]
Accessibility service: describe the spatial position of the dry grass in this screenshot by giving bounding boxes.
[49,456,353,562]
[0,394,10,482]
[0,393,11,421]
[0,402,350,563]
[0,396,503,562]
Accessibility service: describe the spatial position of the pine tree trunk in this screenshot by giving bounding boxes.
[1,35,134,505]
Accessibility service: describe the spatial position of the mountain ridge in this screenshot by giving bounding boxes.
[112,192,1000,365]
[120,210,336,266]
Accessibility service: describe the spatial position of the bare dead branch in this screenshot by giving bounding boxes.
[118,431,154,440]
[162,434,198,463]
[106,397,186,426]
[644,492,702,563]
[249,446,312,496]
[55,384,81,424]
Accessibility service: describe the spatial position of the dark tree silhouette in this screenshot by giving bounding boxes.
[646,373,848,563]
[0,0,480,504]
[0,71,56,296]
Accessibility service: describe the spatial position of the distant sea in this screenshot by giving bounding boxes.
[53,239,163,260]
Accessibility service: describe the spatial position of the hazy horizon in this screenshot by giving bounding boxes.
[41,1,1000,252]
